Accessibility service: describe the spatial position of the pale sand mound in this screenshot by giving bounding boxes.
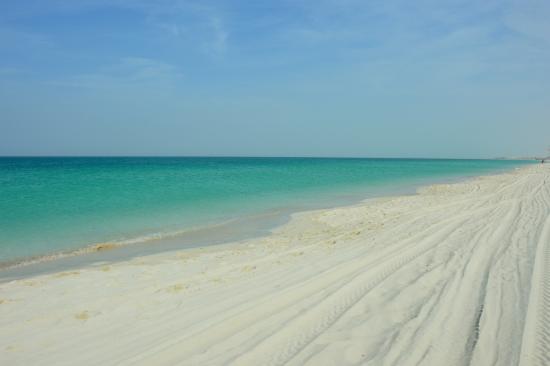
[1,164,549,366]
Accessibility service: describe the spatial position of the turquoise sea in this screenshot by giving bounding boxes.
[0,157,533,265]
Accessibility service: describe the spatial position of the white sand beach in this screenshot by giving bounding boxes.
[1,164,549,366]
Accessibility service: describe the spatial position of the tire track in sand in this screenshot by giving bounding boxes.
[519,215,550,366]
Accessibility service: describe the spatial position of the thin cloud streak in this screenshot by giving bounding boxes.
[49,57,183,89]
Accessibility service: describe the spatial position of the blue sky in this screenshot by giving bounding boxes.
[1,0,549,158]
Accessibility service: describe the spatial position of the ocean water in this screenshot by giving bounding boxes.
[0,157,532,264]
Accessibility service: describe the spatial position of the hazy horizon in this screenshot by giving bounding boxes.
[0,155,539,160]
[1,1,549,158]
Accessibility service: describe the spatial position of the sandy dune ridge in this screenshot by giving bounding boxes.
[1,164,549,365]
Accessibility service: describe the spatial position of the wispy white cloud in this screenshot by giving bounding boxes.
[145,2,230,55]
[0,27,53,48]
[0,67,22,76]
[1,0,230,55]
[54,57,183,89]
[271,0,550,84]
[504,0,550,44]
[203,15,228,54]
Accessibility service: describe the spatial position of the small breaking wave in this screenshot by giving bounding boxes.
[0,219,237,271]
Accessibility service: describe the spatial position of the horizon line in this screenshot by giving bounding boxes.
[0,155,538,161]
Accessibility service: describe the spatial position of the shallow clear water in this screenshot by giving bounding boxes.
[0,157,533,263]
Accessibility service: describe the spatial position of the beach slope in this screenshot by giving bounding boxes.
[1,164,549,366]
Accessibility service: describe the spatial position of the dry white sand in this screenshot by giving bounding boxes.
[1,164,549,366]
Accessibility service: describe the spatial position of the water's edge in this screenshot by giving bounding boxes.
[0,163,531,281]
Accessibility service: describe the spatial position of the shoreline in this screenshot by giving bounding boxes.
[0,163,529,280]
[1,163,549,365]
